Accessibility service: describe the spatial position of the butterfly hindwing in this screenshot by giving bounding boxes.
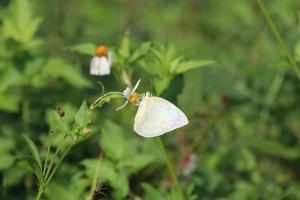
[134,96,188,137]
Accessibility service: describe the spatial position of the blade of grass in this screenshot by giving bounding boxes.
[256,0,300,80]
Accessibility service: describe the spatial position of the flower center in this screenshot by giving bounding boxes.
[128,92,138,104]
[95,45,109,57]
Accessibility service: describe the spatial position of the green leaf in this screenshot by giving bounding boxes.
[142,183,165,200]
[24,156,44,183]
[81,159,117,182]
[2,0,42,49]
[123,154,154,174]
[174,60,215,74]
[247,137,300,160]
[21,134,42,170]
[46,110,70,135]
[130,42,152,62]
[24,58,92,88]
[154,77,172,95]
[74,100,92,127]
[41,58,92,88]
[166,189,182,200]
[119,32,130,59]
[0,67,23,92]
[3,163,28,187]
[82,159,129,199]
[138,60,166,76]
[0,138,15,155]
[100,120,125,160]
[70,43,96,56]
[0,91,21,112]
[0,155,14,170]
[112,175,129,199]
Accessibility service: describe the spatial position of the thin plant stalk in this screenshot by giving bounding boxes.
[35,145,71,200]
[86,151,103,200]
[43,143,52,175]
[44,145,62,179]
[44,145,73,187]
[257,0,300,80]
[156,137,185,200]
[35,187,44,200]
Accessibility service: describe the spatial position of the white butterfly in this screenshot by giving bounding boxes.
[119,79,189,138]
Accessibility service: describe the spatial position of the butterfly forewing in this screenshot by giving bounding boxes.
[134,96,188,137]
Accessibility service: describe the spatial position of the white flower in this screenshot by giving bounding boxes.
[116,79,141,111]
[90,45,112,76]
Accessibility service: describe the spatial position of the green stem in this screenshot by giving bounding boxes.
[90,92,124,110]
[257,0,300,80]
[86,151,103,200]
[44,145,62,179]
[156,137,185,200]
[35,187,44,200]
[44,145,72,187]
[43,143,52,175]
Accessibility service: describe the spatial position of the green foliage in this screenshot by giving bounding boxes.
[74,100,92,128]
[1,0,300,199]
[139,43,215,94]
[83,120,158,199]
[70,43,96,56]
[2,0,42,49]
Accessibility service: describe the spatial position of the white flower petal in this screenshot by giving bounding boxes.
[123,87,132,99]
[99,57,110,75]
[90,57,101,75]
[90,56,112,76]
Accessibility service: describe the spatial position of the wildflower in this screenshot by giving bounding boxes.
[90,45,112,76]
[116,79,141,110]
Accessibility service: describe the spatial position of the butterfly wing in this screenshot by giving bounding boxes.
[134,96,188,137]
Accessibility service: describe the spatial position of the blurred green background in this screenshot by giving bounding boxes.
[1,0,300,199]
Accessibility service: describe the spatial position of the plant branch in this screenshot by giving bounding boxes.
[257,0,300,80]
[44,144,73,187]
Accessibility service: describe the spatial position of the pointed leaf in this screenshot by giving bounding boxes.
[0,155,14,170]
[247,137,300,160]
[70,43,96,56]
[119,32,130,58]
[142,183,164,200]
[74,100,92,128]
[100,120,125,160]
[174,60,215,74]
[22,134,42,169]
[24,156,44,183]
[130,42,152,62]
